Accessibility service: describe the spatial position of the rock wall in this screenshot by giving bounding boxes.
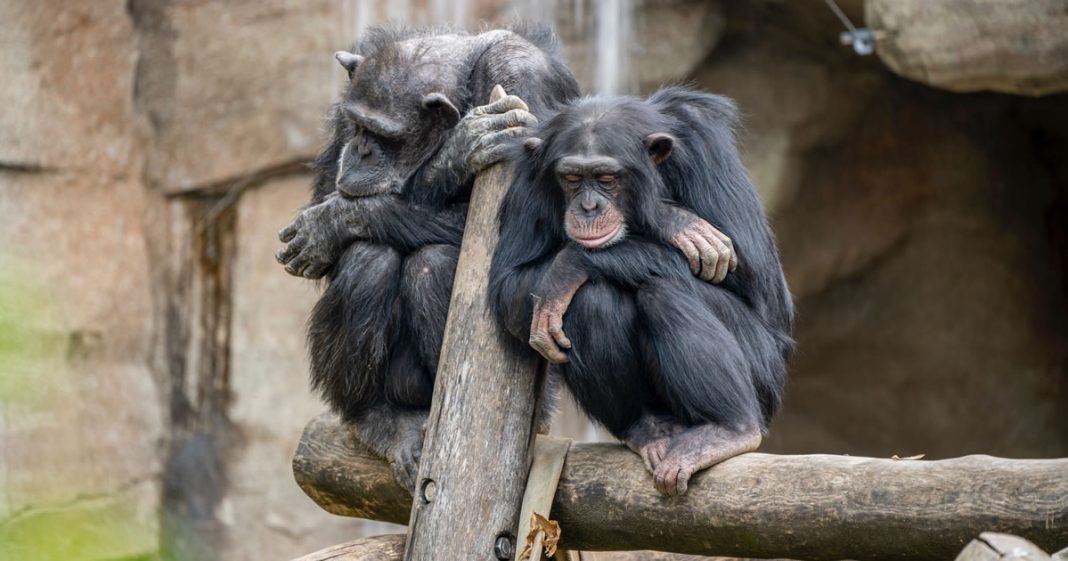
[1,1,1065,561]
[695,3,1068,459]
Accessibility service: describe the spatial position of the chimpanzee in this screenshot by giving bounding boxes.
[274,26,583,491]
[489,87,794,496]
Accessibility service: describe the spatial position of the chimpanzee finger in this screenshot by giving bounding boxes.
[675,468,692,495]
[708,236,731,283]
[278,217,302,242]
[472,94,530,116]
[391,457,415,494]
[284,254,312,277]
[673,235,700,275]
[707,228,738,272]
[531,315,568,364]
[481,109,538,132]
[653,464,672,495]
[641,449,654,473]
[547,313,571,350]
[541,336,568,363]
[662,465,684,496]
[275,237,306,265]
[690,234,718,282]
[642,443,665,474]
[302,260,331,279]
[469,130,528,171]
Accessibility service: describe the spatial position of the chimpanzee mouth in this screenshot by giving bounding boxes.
[571,224,625,249]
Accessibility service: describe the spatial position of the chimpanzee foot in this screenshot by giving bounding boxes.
[622,414,685,473]
[387,439,422,494]
[653,424,761,496]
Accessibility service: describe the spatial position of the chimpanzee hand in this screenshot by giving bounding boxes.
[663,206,737,283]
[276,194,374,279]
[425,89,538,186]
[529,247,589,364]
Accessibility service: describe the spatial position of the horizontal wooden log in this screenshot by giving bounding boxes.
[294,414,1068,561]
[290,534,404,561]
[867,0,1068,96]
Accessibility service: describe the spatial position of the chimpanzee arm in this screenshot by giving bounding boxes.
[655,204,738,284]
[488,162,565,347]
[579,237,694,290]
[651,87,793,329]
[526,247,590,363]
[276,194,465,279]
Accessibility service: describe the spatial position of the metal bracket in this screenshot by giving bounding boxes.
[839,28,876,56]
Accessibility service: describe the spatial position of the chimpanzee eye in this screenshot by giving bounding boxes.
[596,174,615,184]
[564,174,582,184]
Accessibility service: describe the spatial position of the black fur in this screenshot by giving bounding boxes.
[489,87,793,438]
[303,25,579,487]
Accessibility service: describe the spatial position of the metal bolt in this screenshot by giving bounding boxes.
[494,535,514,560]
[420,479,437,503]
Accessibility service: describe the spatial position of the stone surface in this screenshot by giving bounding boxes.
[0,3,162,560]
[0,1,139,172]
[0,171,162,561]
[868,0,1068,96]
[134,0,346,193]
[229,177,396,561]
[693,9,1068,459]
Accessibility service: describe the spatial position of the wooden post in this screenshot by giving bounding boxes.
[402,86,541,561]
[294,416,1068,561]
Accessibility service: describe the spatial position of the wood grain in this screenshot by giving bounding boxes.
[290,534,405,561]
[401,85,542,561]
[295,415,1068,561]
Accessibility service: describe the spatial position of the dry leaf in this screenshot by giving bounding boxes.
[891,453,925,460]
[518,512,561,561]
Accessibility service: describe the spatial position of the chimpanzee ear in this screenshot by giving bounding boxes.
[644,132,676,165]
[334,51,365,79]
[422,93,461,128]
[523,137,544,154]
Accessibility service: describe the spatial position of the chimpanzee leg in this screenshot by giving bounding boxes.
[354,244,456,491]
[559,282,655,440]
[308,241,402,423]
[635,279,766,496]
[399,244,460,375]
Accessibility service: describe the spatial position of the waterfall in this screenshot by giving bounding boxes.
[386,0,410,23]
[431,0,470,28]
[594,0,632,95]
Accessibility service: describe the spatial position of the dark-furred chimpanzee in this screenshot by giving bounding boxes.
[489,87,794,496]
[274,26,583,491]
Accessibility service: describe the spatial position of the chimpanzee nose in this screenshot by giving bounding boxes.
[580,197,598,212]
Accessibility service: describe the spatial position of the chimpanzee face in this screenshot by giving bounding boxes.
[555,155,628,249]
[546,132,675,250]
[332,49,461,198]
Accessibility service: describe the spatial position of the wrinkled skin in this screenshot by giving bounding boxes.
[529,247,589,364]
[277,94,537,279]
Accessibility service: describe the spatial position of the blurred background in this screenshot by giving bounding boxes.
[1,1,1066,560]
